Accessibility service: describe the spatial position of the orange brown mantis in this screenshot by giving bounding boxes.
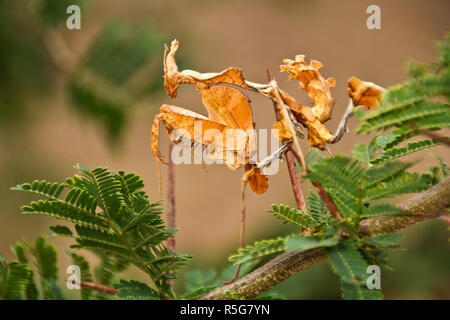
[151,40,384,283]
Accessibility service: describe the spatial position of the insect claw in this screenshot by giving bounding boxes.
[326,146,333,156]
[280,140,292,155]
[157,153,169,165]
[256,141,292,169]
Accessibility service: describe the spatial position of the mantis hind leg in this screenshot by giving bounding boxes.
[151,114,166,194]
[151,105,228,193]
[223,167,255,285]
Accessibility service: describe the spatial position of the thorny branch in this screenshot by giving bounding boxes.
[200,176,450,299]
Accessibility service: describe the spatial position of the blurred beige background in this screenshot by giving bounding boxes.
[1,0,449,298]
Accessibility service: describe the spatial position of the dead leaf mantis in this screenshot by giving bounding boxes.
[151,40,384,283]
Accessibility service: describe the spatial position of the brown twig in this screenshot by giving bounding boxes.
[288,135,343,220]
[67,279,119,296]
[312,182,343,220]
[200,176,450,299]
[167,144,176,252]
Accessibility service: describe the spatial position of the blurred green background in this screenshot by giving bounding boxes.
[0,0,449,299]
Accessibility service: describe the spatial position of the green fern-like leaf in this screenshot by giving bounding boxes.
[12,165,190,299]
[269,204,316,230]
[133,229,178,249]
[10,180,65,200]
[428,151,449,178]
[305,156,365,203]
[327,243,383,300]
[306,191,331,222]
[325,189,360,219]
[370,139,442,164]
[71,240,139,266]
[304,156,364,220]
[406,59,429,79]
[361,234,402,249]
[68,252,94,300]
[352,136,380,164]
[0,253,32,300]
[20,200,110,232]
[114,280,159,300]
[286,234,338,251]
[184,270,218,292]
[116,171,145,198]
[74,225,126,250]
[63,185,98,215]
[182,285,218,299]
[229,237,288,265]
[355,36,449,181]
[10,244,38,300]
[358,101,449,134]
[357,74,450,124]
[363,160,415,188]
[74,165,123,219]
[23,236,62,300]
[182,263,256,299]
[364,171,430,201]
[48,225,73,237]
